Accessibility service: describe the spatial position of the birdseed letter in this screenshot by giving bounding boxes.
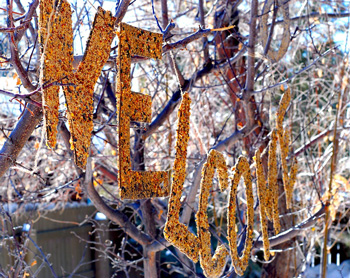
[39,0,116,169]
[116,23,169,199]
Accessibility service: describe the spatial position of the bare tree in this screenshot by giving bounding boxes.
[1,0,350,277]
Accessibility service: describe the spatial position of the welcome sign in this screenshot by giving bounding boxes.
[39,1,297,276]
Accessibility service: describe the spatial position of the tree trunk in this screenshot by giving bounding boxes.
[134,130,159,278]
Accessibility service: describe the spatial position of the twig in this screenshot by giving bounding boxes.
[114,0,131,26]
[151,0,163,33]
[26,33,38,72]
[242,0,258,130]
[255,0,278,71]
[0,80,74,107]
[0,19,31,33]
[143,61,213,138]
[273,12,350,25]
[292,128,333,157]
[199,0,209,61]
[0,6,23,16]
[27,235,58,278]
[163,27,211,53]
[321,77,342,278]
[83,157,153,246]
[14,0,39,42]
[6,0,34,91]
[253,47,337,94]
[0,89,42,107]
[162,20,175,40]
[253,205,326,250]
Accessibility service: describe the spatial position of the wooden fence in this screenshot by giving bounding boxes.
[0,204,111,277]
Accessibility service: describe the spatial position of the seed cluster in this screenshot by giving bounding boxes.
[40,1,116,169]
[66,7,116,169]
[261,0,290,62]
[255,150,270,261]
[116,23,169,199]
[265,129,280,234]
[40,4,298,274]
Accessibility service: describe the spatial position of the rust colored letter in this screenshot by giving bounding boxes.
[39,0,116,169]
[116,23,169,199]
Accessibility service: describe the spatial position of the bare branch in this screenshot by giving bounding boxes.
[163,28,211,53]
[114,0,132,26]
[14,0,39,42]
[253,205,325,250]
[242,0,258,130]
[84,158,152,246]
[144,61,214,138]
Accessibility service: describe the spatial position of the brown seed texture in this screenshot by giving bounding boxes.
[40,1,116,169]
[164,89,297,277]
[196,150,229,278]
[116,23,169,199]
[39,0,73,149]
[254,89,297,261]
[40,3,298,274]
[66,7,116,169]
[227,156,254,276]
[276,88,298,209]
[163,93,201,262]
[255,149,271,261]
[269,129,281,234]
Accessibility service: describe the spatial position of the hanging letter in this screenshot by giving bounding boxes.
[116,23,169,199]
[39,0,116,169]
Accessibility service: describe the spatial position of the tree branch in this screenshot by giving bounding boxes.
[7,0,36,91]
[0,88,41,107]
[163,28,211,53]
[84,158,152,246]
[273,12,350,25]
[0,104,41,177]
[114,0,131,26]
[143,61,214,138]
[14,0,39,42]
[253,205,325,250]
[242,0,258,130]
[293,128,333,158]
[198,0,209,61]
[0,19,32,33]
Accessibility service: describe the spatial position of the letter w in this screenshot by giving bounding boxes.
[39,0,115,169]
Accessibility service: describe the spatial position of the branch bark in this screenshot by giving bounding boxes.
[242,0,258,130]
[254,205,325,250]
[114,0,131,26]
[84,158,153,246]
[14,0,39,42]
[144,61,213,138]
[0,104,41,177]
